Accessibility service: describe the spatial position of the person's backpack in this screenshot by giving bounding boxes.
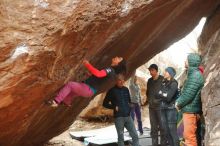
[176,84,184,142]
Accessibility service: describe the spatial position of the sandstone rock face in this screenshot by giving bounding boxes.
[199,6,220,146]
[0,0,219,146]
[79,93,113,119]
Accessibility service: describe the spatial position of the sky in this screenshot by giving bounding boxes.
[163,17,206,67]
[136,17,207,79]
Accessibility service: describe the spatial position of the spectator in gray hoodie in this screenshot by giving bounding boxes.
[129,75,144,135]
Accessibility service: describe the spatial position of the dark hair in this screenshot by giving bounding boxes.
[148,64,158,72]
[112,59,127,75]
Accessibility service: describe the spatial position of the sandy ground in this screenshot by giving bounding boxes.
[45,105,150,146]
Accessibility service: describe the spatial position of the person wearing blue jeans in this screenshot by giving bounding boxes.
[158,67,179,146]
[129,75,143,135]
[115,117,139,146]
[103,74,140,146]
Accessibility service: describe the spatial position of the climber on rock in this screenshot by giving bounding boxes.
[46,56,127,107]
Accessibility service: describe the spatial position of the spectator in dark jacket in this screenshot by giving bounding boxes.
[103,74,140,146]
[175,53,204,146]
[146,64,164,146]
[158,67,179,146]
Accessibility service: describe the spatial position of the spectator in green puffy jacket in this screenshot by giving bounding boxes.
[175,53,204,146]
